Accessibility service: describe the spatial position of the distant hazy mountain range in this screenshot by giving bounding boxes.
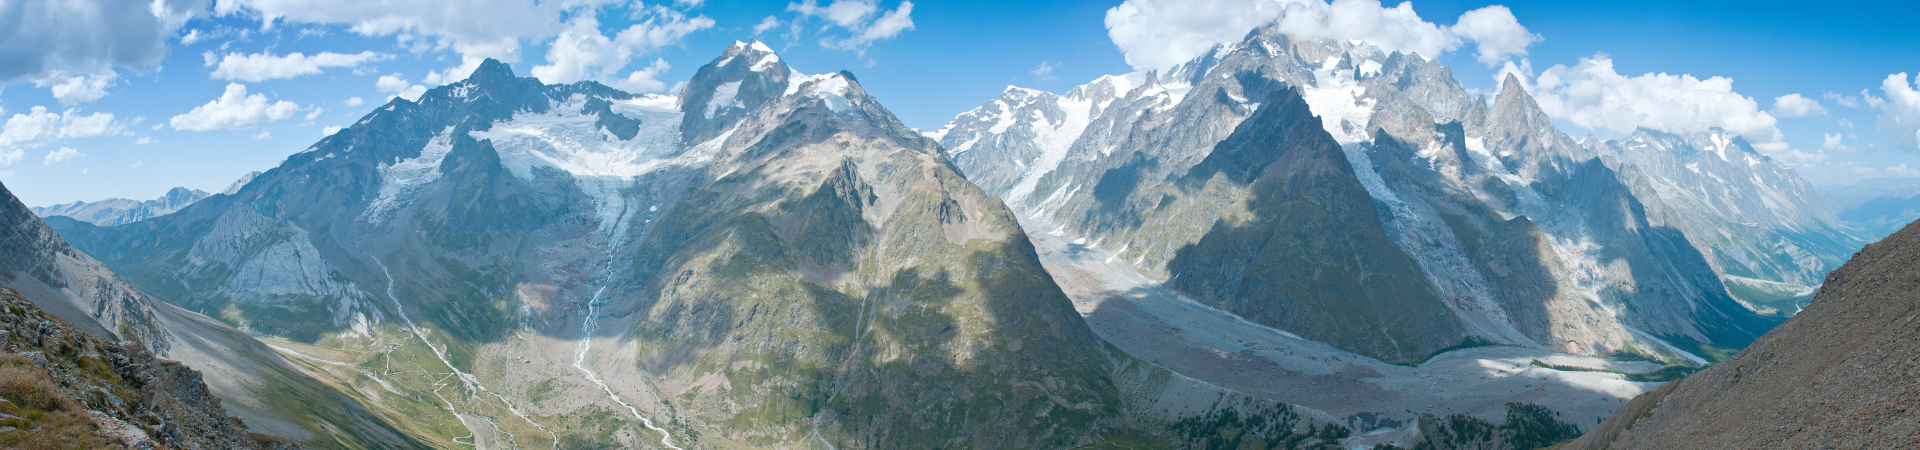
[32,171,258,226]
[1817,177,1920,241]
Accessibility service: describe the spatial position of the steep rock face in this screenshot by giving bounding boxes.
[0,285,298,449]
[2,183,170,349]
[33,187,211,227]
[1587,129,1864,288]
[1473,76,1772,359]
[1566,218,1920,449]
[1161,85,1466,364]
[937,25,1779,364]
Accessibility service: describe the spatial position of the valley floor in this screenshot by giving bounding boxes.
[1026,220,1666,448]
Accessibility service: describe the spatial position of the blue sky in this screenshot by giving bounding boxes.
[3,0,1918,207]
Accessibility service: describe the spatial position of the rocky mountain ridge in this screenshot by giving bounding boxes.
[925,24,1850,446]
[48,40,1349,449]
[937,24,1782,366]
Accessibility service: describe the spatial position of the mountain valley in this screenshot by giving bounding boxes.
[7,24,1901,450]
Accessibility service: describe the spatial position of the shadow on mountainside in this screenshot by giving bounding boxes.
[608,121,1121,447]
[1163,85,1468,365]
[1556,156,1782,360]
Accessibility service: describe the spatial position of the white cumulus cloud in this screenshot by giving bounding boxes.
[0,0,203,88]
[1876,72,1920,150]
[1770,93,1825,118]
[168,83,303,131]
[1450,5,1538,66]
[344,97,365,107]
[33,72,120,105]
[753,16,781,34]
[1822,133,1856,152]
[1823,90,1863,109]
[42,147,79,166]
[609,58,672,93]
[212,0,635,79]
[787,0,915,52]
[0,107,123,155]
[376,74,427,101]
[529,8,711,91]
[208,51,390,82]
[323,125,343,136]
[1526,54,1786,152]
[1104,0,1538,71]
[1031,61,1058,81]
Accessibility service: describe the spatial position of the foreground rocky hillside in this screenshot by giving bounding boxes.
[1,180,420,448]
[0,284,299,449]
[1565,218,1920,449]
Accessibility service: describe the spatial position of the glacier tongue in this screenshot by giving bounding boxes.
[471,94,690,247]
[1003,94,1095,207]
[1342,141,1537,347]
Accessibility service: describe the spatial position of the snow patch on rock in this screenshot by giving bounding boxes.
[364,127,457,225]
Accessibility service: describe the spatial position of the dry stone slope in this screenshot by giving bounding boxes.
[1565,220,1920,448]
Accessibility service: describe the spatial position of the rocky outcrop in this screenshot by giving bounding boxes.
[0,285,299,449]
[1564,219,1920,448]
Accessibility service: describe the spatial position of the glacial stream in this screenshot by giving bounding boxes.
[361,245,557,449]
[572,285,682,450]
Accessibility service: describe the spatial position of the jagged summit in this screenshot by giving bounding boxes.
[680,39,797,143]
[1494,72,1551,125]
[678,40,888,148]
[1500,72,1526,96]
[467,57,520,86]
